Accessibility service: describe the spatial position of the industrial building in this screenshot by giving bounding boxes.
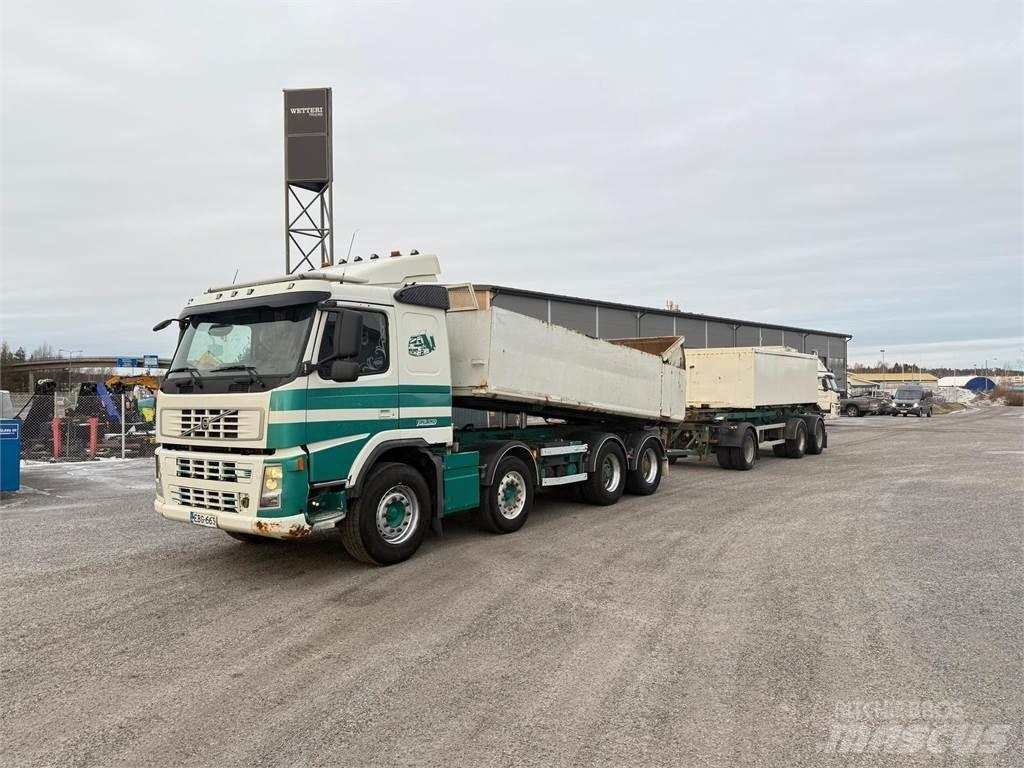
[476,285,853,391]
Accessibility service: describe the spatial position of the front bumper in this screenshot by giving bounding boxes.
[155,446,313,540]
[154,497,313,539]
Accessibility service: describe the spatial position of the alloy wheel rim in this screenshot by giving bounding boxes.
[602,453,622,492]
[640,447,658,483]
[376,485,419,544]
[496,471,526,519]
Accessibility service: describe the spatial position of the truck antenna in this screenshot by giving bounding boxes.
[232,268,239,285]
[340,228,358,281]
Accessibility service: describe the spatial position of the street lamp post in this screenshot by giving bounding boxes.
[881,349,886,372]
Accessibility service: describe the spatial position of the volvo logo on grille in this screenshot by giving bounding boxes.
[181,409,238,438]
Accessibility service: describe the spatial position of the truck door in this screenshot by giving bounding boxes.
[396,308,453,434]
[304,305,398,483]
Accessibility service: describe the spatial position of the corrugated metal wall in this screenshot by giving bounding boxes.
[490,291,850,391]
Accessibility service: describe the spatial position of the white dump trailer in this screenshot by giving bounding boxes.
[447,307,686,423]
[686,346,819,409]
[665,346,829,471]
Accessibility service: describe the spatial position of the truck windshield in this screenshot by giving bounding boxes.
[170,305,315,377]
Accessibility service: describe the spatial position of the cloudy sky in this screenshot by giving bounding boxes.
[1,1,1021,369]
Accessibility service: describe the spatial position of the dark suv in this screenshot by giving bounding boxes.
[892,386,933,417]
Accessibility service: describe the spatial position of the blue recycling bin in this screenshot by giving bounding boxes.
[0,419,21,492]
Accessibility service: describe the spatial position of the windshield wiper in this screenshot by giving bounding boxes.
[211,365,267,388]
[168,366,204,389]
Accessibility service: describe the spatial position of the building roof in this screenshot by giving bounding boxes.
[937,376,995,388]
[853,372,939,383]
[479,284,852,340]
[848,373,880,387]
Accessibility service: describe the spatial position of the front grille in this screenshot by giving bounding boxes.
[170,485,241,512]
[162,408,261,440]
[175,456,253,483]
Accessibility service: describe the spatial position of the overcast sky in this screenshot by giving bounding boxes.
[1,1,1021,369]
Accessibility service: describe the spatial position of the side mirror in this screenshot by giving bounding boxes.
[333,310,363,360]
[330,360,360,383]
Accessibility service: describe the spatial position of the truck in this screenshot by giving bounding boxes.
[153,254,829,564]
[817,360,841,419]
[153,254,686,565]
[663,346,830,470]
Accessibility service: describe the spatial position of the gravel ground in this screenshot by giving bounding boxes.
[2,407,1022,767]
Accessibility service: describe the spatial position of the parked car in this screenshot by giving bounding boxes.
[892,385,933,417]
[840,390,893,417]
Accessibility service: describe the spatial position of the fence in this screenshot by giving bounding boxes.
[12,387,155,462]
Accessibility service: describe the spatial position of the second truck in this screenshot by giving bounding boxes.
[153,254,829,565]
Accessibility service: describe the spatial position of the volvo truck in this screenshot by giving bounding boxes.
[153,254,684,565]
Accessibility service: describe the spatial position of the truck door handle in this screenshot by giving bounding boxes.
[379,409,395,418]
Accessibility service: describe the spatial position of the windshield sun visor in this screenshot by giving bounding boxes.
[178,290,331,320]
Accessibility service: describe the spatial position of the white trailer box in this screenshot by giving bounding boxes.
[686,347,819,409]
[447,307,686,423]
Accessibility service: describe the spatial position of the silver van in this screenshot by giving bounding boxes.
[892,386,933,417]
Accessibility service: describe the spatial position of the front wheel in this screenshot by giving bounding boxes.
[340,462,430,565]
[926,410,932,417]
[845,405,859,417]
[627,443,663,494]
[477,455,534,533]
[581,440,627,505]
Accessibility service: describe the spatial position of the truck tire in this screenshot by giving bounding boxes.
[926,409,932,417]
[730,428,758,471]
[806,418,825,455]
[476,455,534,533]
[340,462,430,565]
[845,405,859,417]
[626,443,663,494]
[784,420,807,458]
[717,446,734,469]
[581,440,627,505]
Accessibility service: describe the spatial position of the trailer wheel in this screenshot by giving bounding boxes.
[806,418,825,455]
[730,429,758,470]
[717,446,734,469]
[340,462,430,565]
[784,420,807,458]
[626,443,663,495]
[477,455,534,533]
[581,440,626,505]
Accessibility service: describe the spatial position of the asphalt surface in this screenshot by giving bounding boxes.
[2,407,1022,767]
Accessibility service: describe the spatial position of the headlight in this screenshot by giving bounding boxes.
[261,465,283,509]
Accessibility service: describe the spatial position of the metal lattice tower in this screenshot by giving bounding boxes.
[284,88,334,273]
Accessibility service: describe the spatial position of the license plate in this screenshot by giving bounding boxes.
[190,511,218,528]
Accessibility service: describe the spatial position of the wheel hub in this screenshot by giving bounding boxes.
[375,486,419,544]
[496,471,525,519]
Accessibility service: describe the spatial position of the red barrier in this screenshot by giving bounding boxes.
[86,418,99,459]
[51,418,61,460]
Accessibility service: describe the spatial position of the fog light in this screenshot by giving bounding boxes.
[261,465,283,509]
